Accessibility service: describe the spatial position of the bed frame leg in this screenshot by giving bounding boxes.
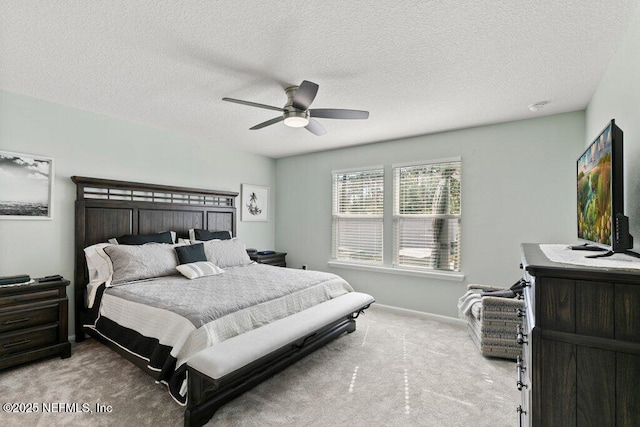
[184,407,210,427]
[346,319,356,333]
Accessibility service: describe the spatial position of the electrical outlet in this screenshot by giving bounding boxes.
[302,264,308,270]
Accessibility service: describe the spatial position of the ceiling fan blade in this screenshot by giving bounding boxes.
[292,80,319,110]
[222,97,284,112]
[250,116,284,130]
[304,118,327,136]
[309,108,369,119]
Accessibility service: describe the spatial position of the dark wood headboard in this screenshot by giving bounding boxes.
[72,176,238,341]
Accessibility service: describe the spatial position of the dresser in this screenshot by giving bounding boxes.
[517,244,640,426]
[249,252,287,267]
[0,278,71,369]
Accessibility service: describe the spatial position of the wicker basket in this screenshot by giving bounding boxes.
[464,284,523,360]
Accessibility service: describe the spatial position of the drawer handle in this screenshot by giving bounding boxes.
[516,324,528,345]
[3,339,31,348]
[515,308,526,318]
[516,356,528,390]
[519,278,531,288]
[3,317,32,325]
[517,405,527,427]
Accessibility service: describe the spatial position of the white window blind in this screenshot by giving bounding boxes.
[332,168,384,264]
[393,160,461,271]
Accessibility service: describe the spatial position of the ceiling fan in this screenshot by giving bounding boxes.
[222,80,369,136]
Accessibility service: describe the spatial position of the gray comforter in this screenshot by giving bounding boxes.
[106,263,353,327]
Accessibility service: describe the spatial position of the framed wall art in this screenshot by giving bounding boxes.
[0,150,54,220]
[241,184,269,221]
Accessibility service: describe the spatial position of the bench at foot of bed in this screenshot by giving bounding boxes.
[184,292,374,427]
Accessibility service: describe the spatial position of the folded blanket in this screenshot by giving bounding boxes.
[481,289,516,298]
[457,289,483,320]
[458,281,523,320]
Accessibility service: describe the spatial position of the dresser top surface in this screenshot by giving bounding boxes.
[521,243,640,284]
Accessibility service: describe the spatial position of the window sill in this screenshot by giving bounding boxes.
[327,261,465,281]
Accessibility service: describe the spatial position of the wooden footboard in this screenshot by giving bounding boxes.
[185,314,357,427]
[185,292,373,426]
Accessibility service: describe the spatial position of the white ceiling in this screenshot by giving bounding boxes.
[1,1,639,158]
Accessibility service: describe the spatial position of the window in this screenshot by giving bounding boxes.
[393,159,461,271]
[332,167,384,264]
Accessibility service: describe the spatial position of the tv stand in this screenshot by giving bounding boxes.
[569,243,607,252]
[518,244,640,426]
[586,249,640,259]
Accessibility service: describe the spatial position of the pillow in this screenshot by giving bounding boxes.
[109,231,175,245]
[202,238,252,268]
[176,261,224,279]
[84,243,115,308]
[188,229,232,242]
[104,243,179,284]
[175,243,207,265]
[84,243,114,286]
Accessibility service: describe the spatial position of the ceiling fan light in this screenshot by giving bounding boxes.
[284,116,309,128]
[283,109,310,128]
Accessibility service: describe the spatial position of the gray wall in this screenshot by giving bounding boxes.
[275,112,585,318]
[586,6,640,250]
[0,90,276,337]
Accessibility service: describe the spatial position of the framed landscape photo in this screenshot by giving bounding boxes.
[0,150,54,220]
[241,184,269,221]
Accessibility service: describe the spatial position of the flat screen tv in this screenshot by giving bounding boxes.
[575,119,637,257]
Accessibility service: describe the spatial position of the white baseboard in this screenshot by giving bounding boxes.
[369,303,465,326]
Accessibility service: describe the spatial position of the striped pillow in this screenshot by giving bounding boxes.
[176,261,224,279]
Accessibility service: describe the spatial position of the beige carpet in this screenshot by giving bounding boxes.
[0,307,519,426]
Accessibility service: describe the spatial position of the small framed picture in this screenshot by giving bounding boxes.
[241,184,269,221]
[0,150,54,220]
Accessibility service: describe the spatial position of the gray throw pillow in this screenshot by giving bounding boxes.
[202,238,251,268]
[104,243,179,284]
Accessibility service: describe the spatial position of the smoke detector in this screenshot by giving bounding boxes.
[528,101,549,112]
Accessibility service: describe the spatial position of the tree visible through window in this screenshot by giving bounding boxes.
[331,168,384,264]
[393,160,461,271]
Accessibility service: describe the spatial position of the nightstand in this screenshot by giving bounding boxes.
[0,278,71,369]
[249,252,287,267]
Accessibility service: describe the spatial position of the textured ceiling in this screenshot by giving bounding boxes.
[1,1,639,158]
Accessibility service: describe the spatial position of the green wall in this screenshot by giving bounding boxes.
[275,113,585,318]
[0,90,276,338]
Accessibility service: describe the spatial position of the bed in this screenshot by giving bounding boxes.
[72,176,373,426]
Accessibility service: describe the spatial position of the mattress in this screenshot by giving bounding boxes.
[84,263,354,403]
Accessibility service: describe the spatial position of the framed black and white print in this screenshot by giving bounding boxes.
[241,184,269,221]
[0,150,54,220]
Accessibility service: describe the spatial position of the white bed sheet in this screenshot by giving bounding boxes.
[86,265,354,368]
